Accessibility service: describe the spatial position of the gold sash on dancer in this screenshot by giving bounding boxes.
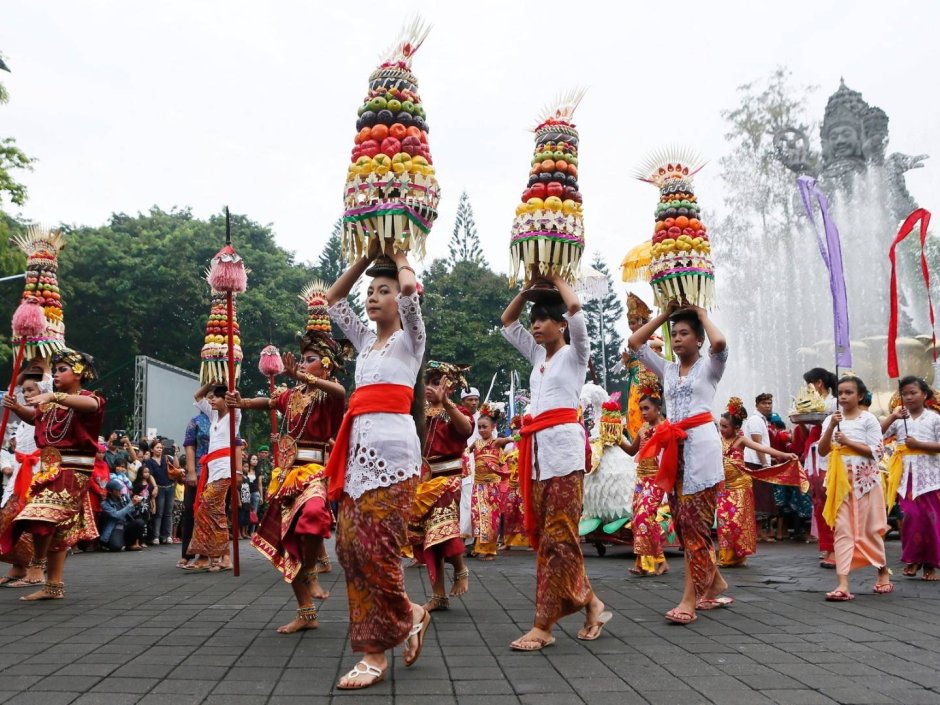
[884,443,929,513]
[822,447,859,528]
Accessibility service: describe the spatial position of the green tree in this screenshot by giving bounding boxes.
[312,219,363,321]
[0,56,36,207]
[582,252,625,392]
[446,191,486,268]
[421,259,520,401]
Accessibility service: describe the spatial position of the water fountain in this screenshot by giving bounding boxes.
[716,79,930,413]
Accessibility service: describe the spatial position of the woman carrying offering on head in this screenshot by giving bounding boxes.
[323,242,430,690]
[187,382,241,573]
[628,303,731,624]
[500,275,611,651]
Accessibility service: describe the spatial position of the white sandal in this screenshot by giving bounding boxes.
[336,661,386,690]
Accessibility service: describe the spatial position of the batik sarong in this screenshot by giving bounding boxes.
[337,476,418,653]
[633,463,666,572]
[189,479,231,557]
[531,472,592,630]
[671,456,718,601]
[471,480,501,555]
[716,472,757,567]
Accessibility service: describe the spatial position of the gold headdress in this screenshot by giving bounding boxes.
[637,369,662,399]
[51,348,97,381]
[425,360,471,392]
[298,280,346,371]
[725,396,747,421]
[626,293,653,321]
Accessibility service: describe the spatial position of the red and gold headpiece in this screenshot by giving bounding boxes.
[637,369,662,399]
[725,396,746,421]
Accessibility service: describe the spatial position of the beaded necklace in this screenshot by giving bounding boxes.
[41,402,75,445]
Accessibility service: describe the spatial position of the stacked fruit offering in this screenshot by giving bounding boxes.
[12,225,66,360]
[342,19,440,262]
[300,280,331,334]
[599,397,624,447]
[509,90,587,287]
[200,290,243,384]
[635,151,715,309]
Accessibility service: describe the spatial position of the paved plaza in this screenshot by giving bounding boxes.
[0,537,937,705]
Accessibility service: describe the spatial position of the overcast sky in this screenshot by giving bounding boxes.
[3,0,938,299]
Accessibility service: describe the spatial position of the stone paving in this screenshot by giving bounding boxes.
[0,536,937,705]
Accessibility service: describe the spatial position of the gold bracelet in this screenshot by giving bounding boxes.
[53,392,67,404]
[398,265,416,275]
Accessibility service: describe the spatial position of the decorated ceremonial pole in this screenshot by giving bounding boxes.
[258,345,283,467]
[0,298,46,444]
[207,208,248,576]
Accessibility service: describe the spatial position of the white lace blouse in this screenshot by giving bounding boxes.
[636,343,728,495]
[329,292,425,499]
[885,409,940,498]
[501,311,590,479]
[821,411,885,499]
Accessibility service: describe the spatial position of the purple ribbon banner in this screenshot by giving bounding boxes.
[796,176,853,369]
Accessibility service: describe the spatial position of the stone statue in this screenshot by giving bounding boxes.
[775,79,927,220]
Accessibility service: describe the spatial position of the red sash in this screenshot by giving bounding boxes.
[194,447,229,514]
[12,449,41,499]
[518,407,580,546]
[324,384,414,501]
[638,411,714,493]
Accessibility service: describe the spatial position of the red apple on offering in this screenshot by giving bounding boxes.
[546,181,564,198]
[360,140,380,158]
[530,183,548,200]
[380,136,402,158]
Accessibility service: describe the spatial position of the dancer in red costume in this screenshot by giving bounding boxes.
[409,361,474,611]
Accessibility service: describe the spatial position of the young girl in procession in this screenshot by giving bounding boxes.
[186,382,241,573]
[324,243,430,690]
[881,376,940,581]
[790,368,839,568]
[500,275,611,651]
[624,386,670,576]
[469,404,511,560]
[409,362,474,610]
[718,399,798,568]
[500,415,527,550]
[628,304,732,624]
[234,284,346,633]
[818,375,892,600]
[6,350,105,601]
[0,370,48,588]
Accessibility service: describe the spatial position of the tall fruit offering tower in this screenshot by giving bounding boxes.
[635,150,715,309]
[510,89,586,288]
[11,225,67,360]
[342,17,440,262]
